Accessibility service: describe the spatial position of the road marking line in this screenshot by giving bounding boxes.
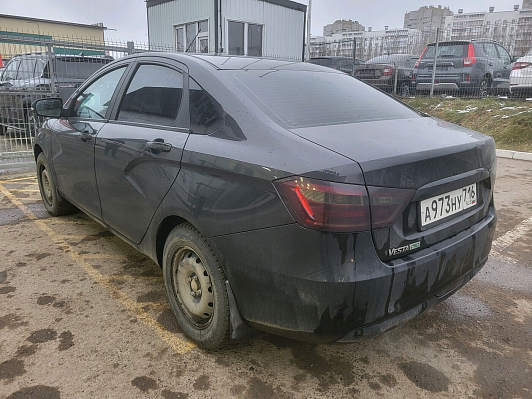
[0,183,196,355]
[0,177,37,183]
[9,189,40,193]
[78,253,129,260]
[107,274,162,282]
[492,216,532,250]
[490,216,532,263]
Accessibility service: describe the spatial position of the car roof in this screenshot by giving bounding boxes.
[124,52,340,73]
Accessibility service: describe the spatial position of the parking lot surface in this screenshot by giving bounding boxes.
[0,157,531,399]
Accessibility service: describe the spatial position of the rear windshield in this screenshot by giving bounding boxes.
[51,58,111,79]
[233,70,419,128]
[422,43,468,59]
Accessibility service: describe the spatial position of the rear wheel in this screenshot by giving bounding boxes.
[36,153,76,216]
[478,77,490,98]
[163,223,230,349]
[400,83,411,97]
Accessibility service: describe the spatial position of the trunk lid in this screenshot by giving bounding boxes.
[290,117,496,261]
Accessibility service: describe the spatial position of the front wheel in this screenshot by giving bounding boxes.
[163,223,230,349]
[36,153,76,216]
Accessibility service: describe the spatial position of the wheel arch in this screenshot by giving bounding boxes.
[34,143,44,161]
[155,215,189,268]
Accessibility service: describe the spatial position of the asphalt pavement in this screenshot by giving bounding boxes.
[0,157,531,399]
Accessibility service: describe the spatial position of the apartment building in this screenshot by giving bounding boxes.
[323,20,365,36]
[404,6,453,31]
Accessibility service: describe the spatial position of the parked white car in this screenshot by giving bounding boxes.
[510,50,532,97]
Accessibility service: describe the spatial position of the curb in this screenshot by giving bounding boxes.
[496,149,532,162]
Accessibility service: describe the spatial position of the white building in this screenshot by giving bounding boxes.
[443,4,532,55]
[146,0,307,61]
[404,5,453,32]
[311,28,423,60]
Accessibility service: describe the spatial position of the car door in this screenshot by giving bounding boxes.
[496,44,513,88]
[51,64,131,217]
[483,43,505,89]
[94,59,189,244]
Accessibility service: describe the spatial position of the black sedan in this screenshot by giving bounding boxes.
[32,53,497,349]
[355,54,419,96]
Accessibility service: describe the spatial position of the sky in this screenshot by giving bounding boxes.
[1,0,525,44]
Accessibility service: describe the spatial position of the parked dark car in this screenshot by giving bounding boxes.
[415,40,515,96]
[0,52,112,135]
[354,54,419,96]
[32,53,497,349]
[310,56,364,74]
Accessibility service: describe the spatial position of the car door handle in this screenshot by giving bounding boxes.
[79,132,93,142]
[146,140,172,153]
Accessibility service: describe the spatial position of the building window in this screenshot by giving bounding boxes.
[228,21,264,56]
[175,20,209,53]
[248,24,263,57]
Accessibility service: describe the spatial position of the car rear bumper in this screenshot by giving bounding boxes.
[210,205,497,343]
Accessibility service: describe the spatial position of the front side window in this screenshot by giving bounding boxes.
[72,67,127,120]
[117,64,184,127]
[16,58,38,80]
[189,78,223,135]
[2,59,20,81]
[483,43,499,60]
[496,45,511,62]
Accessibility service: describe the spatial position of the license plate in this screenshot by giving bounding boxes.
[420,184,477,227]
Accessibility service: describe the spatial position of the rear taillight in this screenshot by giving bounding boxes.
[383,67,394,76]
[275,177,370,232]
[513,62,531,70]
[415,47,428,68]
[275,177,414,232]
[464,44,477,67]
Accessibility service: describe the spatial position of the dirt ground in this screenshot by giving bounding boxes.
[0,157,531,399]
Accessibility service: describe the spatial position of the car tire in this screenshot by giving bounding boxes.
[478,77,490,98]
[163,223,230,349]
[36,153,77,216]
[400,83,411,97]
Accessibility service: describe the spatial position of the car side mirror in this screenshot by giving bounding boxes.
[32,98,63,118]
[512,56,520,62]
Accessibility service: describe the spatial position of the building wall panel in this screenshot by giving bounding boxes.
[148,0,215,50]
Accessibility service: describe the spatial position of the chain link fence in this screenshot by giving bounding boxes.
[0,29,306,167]
[1,21,532,166]
[309,22,532,98]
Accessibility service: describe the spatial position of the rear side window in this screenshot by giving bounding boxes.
[118,64,184,127]
[423,44,468,59]
[189,78,224,135]
[233,70,418,128]
[483,43,499,59]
